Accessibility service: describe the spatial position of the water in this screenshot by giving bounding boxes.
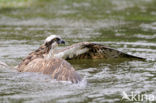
[0,0,156,102]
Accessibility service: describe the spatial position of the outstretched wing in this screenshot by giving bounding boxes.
[54,42,145,60]
[21,58,81,83]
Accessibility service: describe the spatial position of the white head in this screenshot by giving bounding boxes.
[44,35,65,49]
[44,35,65,59]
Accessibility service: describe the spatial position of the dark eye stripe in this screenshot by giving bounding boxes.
[56,38,60,41]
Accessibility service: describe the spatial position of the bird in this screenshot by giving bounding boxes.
[16,35,82,83]
[52,41,145,60]
[2,35,145,83]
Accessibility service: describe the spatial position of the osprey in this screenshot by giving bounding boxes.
[2,35,145,83]
[17,35,81,83]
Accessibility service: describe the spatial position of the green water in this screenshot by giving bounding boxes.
[0,0,156,103]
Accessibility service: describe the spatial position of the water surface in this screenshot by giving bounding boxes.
[0,0,156,102]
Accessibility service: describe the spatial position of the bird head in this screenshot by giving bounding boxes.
[44,35,65,49]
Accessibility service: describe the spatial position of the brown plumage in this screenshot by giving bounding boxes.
[22,58,81,83]
[16,35,144,83]
[17,44,50,72]
[53,42,145,60]
[17,35,81,83]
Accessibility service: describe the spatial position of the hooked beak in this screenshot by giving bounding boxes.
[57,39,65,45]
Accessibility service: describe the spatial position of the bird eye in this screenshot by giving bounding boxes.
[56,38,60,41]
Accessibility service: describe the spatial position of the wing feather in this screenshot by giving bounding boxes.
[54,42,145,60]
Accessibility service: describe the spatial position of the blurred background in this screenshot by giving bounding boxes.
[0,0,156,103]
